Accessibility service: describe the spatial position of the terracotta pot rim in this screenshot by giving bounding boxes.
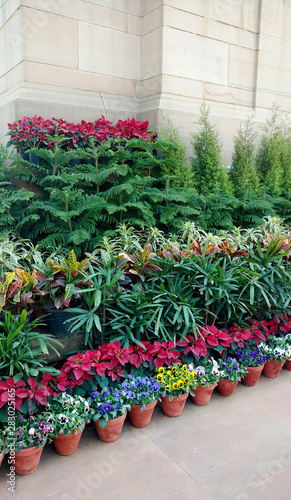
[162,392,189,401]
[245,364,264,369]
[95,411,127,426]
[130,400,157,410]
[16,444,43,455]
[53,426,84,440]
[194,383,217,390]
[218,378,239,384]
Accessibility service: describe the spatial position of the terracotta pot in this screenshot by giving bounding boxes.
[161,393,189,417]
[284,359,291,371]
[95,412,127,443]
[53,426,84,456]
[15,445,43,475]
[0,447,5,467]
[241,365,264,386]
[217,379,238,396]
[191,384,216,406]
[128,400,157,428]
[263,359,283,378]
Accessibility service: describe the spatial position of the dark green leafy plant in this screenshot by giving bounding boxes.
[0,310,62,378]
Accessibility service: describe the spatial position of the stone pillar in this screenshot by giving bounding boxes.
[0,0,291,163]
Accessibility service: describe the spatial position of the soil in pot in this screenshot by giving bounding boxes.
[128,400,157,428]
[241,365,264,386]
[14,445,43,475]
[95,413,127,443]
[263,360,283,378]
[53,426,84,456]
[161,393,189,417]
[217,379,238,397]
[191,384,216,406]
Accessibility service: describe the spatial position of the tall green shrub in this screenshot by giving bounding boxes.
[256,104,284,196]
[158,110,194,188]
[190,102,223,195]
[280,113,291,194]
[230,115,260,196]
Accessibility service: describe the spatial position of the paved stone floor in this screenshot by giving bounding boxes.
[1,368,291,500]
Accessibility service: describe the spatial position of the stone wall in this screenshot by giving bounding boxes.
[0,0,291,163]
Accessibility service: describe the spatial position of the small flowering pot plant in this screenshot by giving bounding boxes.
[0,426,5,453]
[235,347,268,367]
[121,375,161,410]
[44,393,90,436]
[259,336,288,363]
[285,334,291,359]
[155,363,196,401]
[217,356,248,383]
[89,385,131,429]
[4,414,53,454]
[187,358,221,388]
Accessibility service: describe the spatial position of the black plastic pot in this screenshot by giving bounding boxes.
[69,159,81,167]
[29,152,41,165]
[44,305,80,338]
[19,149,30,161]
[0,308,33,324]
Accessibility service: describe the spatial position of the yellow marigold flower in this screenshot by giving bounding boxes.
[184,377,189,384]
[178,380,184,388]
[158,367,165,374]
[176,371,182,377]
[157,374,163,382]
[172,382,178,389]
[165,385,171,391]
[167,370,172,376]
[171,366,177,372]
[182,364,187,371]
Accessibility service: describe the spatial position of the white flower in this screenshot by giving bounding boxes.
[29,427,36,436]
[58,414,68,425]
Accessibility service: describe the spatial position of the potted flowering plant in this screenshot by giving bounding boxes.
[122,375,161,428]
[44,393,90,456]
[4,413,53,475]
[284,334,291,371]
[188,358,220,406]
[90,385,131,442]
[260,336,287,378]
[217,356,248,396]
[0,426,5,467]
[155,363,196,417]
[235,346,268,386]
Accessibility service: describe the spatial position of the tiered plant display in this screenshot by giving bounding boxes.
[1,107,291,474]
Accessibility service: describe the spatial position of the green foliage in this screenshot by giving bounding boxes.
[190,102,223,195]
[0,310,62,379]
[256,104,284,196]
[230,115,259,196]
[158,110,194,188]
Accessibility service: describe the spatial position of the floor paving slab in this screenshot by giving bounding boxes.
[0,369,290,500]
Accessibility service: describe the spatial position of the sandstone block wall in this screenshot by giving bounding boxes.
[1,0,291,163]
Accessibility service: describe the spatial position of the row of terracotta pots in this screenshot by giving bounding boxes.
[2,359,290,475]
